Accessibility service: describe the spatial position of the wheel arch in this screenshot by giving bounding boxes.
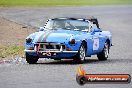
[82,40,87,50]
[106,39,110,48]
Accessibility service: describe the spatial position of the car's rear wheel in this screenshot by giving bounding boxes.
[74,43,86,63]
[26,53,39,64]
[97,42,109,61]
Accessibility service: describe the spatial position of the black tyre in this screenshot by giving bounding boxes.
[97,42,109,61]
[26,53,39,64]
[54,58,61,60]
[74,43,86,63]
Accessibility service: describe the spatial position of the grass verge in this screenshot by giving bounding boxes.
[0,0,132,7]
[0,45,24,58]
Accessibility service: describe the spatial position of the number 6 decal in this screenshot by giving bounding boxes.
[93,37,99,50]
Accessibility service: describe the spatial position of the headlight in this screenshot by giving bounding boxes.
[69,36,76,44]
[69,39,76,44]
[26,38,32,43]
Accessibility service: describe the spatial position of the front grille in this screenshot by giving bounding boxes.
[35,43,65,51]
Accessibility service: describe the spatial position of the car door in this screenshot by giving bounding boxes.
[91,26,104,54]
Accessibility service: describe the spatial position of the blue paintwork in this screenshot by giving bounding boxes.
[24,19,112,59]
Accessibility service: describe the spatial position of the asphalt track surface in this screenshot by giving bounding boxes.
[0,5,132,88]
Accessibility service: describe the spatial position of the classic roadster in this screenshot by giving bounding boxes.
[24,17,112,64]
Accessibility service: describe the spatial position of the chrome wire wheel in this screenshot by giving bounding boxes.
[97,42,109,61]
[73,43,86,64]
[104,43,109,58]
[79,45,86,61]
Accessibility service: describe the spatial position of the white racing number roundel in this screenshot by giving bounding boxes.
[93,37,99,50]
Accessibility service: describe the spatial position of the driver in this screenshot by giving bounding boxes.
[54,20,66,28]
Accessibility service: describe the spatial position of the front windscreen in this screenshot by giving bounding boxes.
[44,19,89,31]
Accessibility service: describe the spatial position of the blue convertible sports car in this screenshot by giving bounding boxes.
[24,17,112,64]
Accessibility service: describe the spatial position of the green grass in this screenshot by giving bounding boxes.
[0,0,132,7]
[0,45,24,58]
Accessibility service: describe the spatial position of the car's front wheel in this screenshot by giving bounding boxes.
[74,43,86,63]
[97,42,109,61]
[26,53,39,64]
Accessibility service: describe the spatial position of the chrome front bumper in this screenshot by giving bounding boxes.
[24,49,78,53]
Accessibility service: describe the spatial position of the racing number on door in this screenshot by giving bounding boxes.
[93,37,99,50]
